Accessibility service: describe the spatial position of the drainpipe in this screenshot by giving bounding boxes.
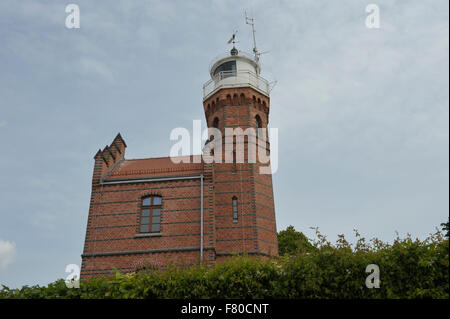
[200,174,204,263]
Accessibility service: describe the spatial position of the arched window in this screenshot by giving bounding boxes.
[210,117,220,142]
[140,196,162,233]
[255,115,263,129]
[212,117,219,129]
[232,197,238,222]
[240,93,246,104]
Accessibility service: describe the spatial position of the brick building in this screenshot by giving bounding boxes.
[80,47,278,279]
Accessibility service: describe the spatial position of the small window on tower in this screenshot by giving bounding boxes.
[213,117,219,129]
[232,197,238,222]
[255,115,263,129]
[210,117,220,142]
[140,196,162,233]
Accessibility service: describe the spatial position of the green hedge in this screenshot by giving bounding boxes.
[1,230,448,299]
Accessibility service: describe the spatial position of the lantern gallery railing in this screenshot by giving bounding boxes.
[203,70,270,99]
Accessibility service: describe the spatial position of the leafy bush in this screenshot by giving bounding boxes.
[278,225,316,255]
[1,228,448,299]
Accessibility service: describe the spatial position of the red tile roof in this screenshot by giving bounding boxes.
[104,155,203,180]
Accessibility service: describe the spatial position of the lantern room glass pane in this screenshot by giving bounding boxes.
[213,60,236,76]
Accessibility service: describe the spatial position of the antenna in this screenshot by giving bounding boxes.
[245,11,259,62]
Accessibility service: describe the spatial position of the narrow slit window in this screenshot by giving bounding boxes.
[140,196,162,233]
[232,197,238,222]
[255,115,263,129]
[213,117,219,129]
[211,117,219,142]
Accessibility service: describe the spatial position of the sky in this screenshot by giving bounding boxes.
[0,0,448,288]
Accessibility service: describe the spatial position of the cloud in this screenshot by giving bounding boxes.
[0,121,7,128]
[78,57,115,82]
[0,240,16,271]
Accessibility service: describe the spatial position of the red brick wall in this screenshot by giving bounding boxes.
[81,173,215,279]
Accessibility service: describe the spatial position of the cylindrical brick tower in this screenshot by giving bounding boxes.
[202,47,278,261]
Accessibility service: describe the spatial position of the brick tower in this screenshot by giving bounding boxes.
[202,46,278,260]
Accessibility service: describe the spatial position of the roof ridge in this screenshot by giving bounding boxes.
[123,155,202,162]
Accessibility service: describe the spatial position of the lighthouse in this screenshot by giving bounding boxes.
[202,33,277,261]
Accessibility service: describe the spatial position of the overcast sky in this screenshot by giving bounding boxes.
[0,0,448,288]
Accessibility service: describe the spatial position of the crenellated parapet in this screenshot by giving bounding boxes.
[203,88,270,121]
[92,133,127,185]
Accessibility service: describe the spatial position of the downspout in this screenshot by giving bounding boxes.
[200,174,204,263]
